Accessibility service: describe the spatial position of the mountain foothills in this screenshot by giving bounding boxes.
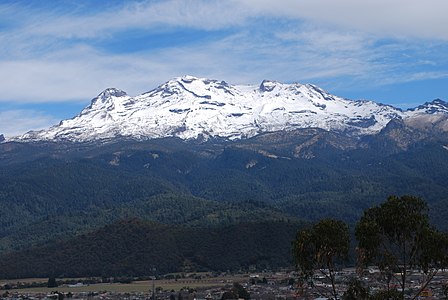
[0,220,299,278]
[1,76,448,278]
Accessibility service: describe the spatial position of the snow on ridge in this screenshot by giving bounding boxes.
[9,76,448,143]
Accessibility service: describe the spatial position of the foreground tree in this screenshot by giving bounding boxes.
[443,283,448,300]
[356,195,448,300]
[342,279,370,300]
[47,276,58,288]
[370,290,402,300]
[293,219,349,300]
[221,283,250,300]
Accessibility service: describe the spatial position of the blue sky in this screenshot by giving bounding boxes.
[1,0,448,136]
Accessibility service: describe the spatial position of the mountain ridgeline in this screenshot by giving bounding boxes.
[1,76,448,278]
[9,76,448,143]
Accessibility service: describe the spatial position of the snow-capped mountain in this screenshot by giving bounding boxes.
[11,76,448,142]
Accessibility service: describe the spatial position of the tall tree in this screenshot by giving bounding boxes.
[443,283,448,300]
[356,195,448,300]
[293,218,349,300]
[342,279,370,300]
[47,276,58,288]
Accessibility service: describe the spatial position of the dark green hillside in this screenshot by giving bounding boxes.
[0,158,177,235]
[1,128,448,259]
[0,193,296,252]
[0,219,301,279]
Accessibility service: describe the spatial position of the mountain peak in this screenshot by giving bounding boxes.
[259,79,279,92]
[87,88,128,108]
[409,98,448,114]
[10,76,448,143]
[175,75,230,88]
[179,75,199,83]
[97,88,128,99]
[430,98,447,106]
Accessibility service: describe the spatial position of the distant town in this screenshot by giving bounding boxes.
[1,268,448,300]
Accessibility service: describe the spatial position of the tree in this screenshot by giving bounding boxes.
[355,195,448,300]
[293,219,349,300]
[370,290,402,300]
[170,291,176,300]
[443,283,448,300]
[221,283,250,300]
[47,276,58,288]
[342,279,370,300]
[232,282,250,300]
[221,291,237,300]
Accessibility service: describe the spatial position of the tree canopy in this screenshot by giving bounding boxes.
[293,218,349,300]
[355,195,448,300]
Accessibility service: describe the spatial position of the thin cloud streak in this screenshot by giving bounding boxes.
[5,0,448,41]
[241,0,448,41]
[0,109,59,137]
[9,0,249,40]
[376,71,448,86]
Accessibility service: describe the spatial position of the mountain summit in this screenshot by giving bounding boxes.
[12,76,448,142]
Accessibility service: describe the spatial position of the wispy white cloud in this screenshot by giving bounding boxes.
[0,28,446,103]
[0,29,379,102]
[6,0,448,41]
[0,109,59,137]
[3,0,249,41]
[241,0,448,41]
[0,0,447,105]
[0,46,161,102]
[377,71,448,86]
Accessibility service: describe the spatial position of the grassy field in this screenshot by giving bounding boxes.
[0,276,247,294]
